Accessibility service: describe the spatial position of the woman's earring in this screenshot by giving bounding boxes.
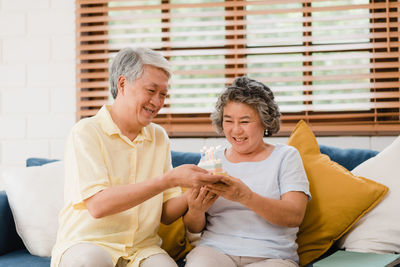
[265,129,269,136]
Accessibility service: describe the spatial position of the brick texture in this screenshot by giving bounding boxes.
[0,0,76,168]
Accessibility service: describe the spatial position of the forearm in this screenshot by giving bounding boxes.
[161,194,188,225]
[85,175,172,218]
[183,210,206,233]
[242,192,306,227]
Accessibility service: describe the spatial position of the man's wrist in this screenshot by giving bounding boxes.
[161,171,177,189]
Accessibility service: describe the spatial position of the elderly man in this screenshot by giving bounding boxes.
[51,47,223,267]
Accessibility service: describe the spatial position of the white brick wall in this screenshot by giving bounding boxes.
[28,10,74,36]
[0,64,25,87]
[0,116,26,139]
[2,0,49,10]
[0,1,76,168]
[3,37,51,62]
[1,139,50,166]
[51,87,76,113]
[2,88,50,113]
[28,114,75,138]
[0,13,26,36]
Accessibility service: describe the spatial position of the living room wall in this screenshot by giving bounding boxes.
[0,0,76,169]
[0,1,396,171]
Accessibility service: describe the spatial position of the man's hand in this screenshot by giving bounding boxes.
[166,164,224,188]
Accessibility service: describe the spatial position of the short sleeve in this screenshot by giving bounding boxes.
[163,141,173,174]
[278,147,311,200]
[163,186,182,203]
[65,123,110,208]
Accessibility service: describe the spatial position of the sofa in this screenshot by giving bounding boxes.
[0,136,397,267]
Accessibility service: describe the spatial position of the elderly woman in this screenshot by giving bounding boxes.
[183,76,311,267]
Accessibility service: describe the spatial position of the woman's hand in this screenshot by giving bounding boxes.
[183,187,218,233]
[187,186,218,214]
[206,175,252,204]
[207,176,308,227]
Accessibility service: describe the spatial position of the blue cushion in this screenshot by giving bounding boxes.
[26,158,59,167]
[0,191,24,256]
[0,249,50,267]
[319,145,378,171]
[171,151,201,168]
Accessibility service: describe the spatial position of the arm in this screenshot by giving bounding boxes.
[244,190,308,227]
[206,176,308,227]
[183,187,217,233]
[161,192,188,225]
[84,175,169,219]
[85,164,224,219]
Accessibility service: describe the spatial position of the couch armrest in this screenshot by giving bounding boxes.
[0,191,25,255]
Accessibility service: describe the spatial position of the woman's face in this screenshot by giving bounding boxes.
[222,101,265,156]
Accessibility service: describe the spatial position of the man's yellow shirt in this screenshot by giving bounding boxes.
[51,105,181,267]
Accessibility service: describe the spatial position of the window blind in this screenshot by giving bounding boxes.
[76,0,400,136]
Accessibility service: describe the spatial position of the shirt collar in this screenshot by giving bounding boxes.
[97,105,152,143]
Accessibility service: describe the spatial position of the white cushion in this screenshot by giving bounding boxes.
[338,136,400,253]
[2,161,64,257]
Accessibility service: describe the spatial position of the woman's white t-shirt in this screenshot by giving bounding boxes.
[197,144,310,263]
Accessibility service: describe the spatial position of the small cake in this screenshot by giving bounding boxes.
[198,146,223,174]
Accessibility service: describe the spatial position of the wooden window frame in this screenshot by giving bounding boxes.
[76,0,400,137]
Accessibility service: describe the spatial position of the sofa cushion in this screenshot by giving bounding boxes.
[171,151,201,167]
[2,161,65,257]
[26,158,59,167]
[319,145,378,171]
[0,249,50,266]
[0,191,24,256]
[287,120,388,267]
[338,136,400,254]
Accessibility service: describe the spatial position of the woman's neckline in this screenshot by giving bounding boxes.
[223,143,279,164]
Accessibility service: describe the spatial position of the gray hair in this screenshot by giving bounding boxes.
[211,76,281,137]
[109,47,172,99]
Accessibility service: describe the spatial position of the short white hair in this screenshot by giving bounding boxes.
[109,47,171,99]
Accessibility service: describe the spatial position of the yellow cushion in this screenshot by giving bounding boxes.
[158,214,192,261]
[287,120,388,266]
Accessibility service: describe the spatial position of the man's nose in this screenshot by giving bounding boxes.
[149,94,164,107]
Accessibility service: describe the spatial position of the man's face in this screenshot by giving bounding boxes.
[117,65,169,129]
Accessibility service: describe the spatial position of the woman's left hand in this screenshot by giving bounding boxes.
[206,175,252,204]
[187,186,218,214]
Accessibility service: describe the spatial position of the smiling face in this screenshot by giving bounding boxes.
[222,101,266,158]
[117,65,169,130]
